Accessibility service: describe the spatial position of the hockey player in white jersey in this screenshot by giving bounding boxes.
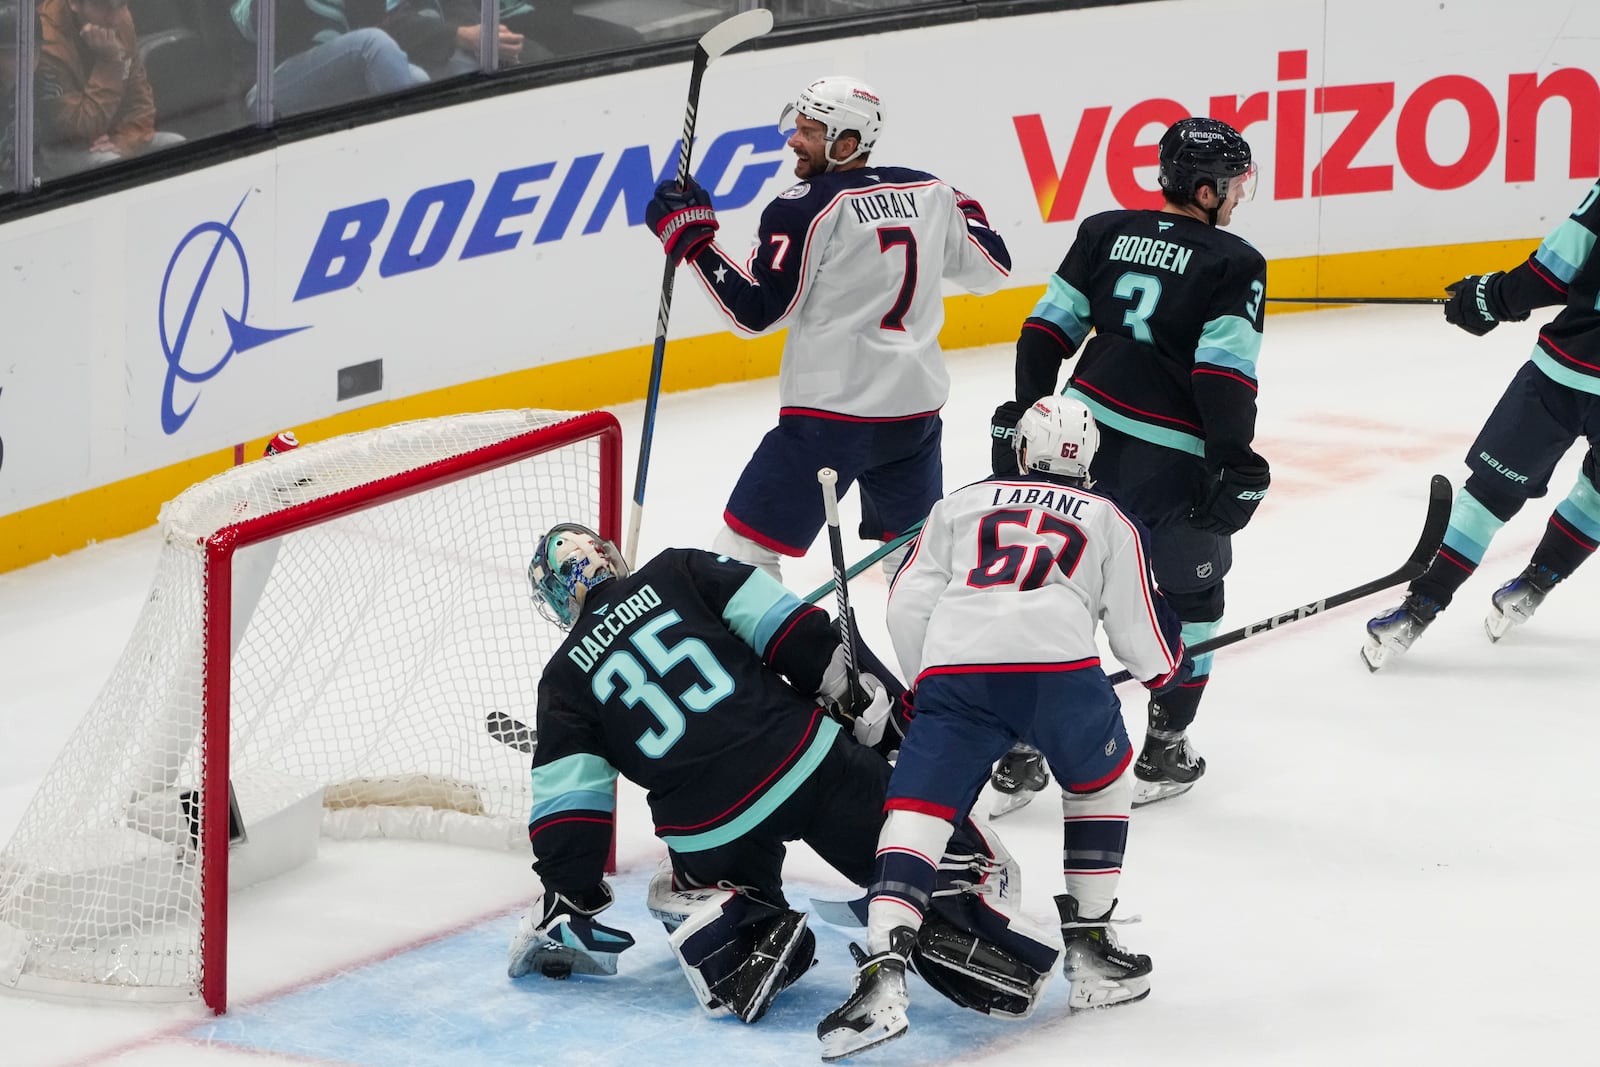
[819,397,1191,1061]
[645,75,1012,581]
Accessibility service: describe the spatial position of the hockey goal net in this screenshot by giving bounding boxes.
[0,409,621,1012]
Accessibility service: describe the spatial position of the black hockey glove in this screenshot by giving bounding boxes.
[1443,273,1527,336]
[1189,457,1271,536]
[990,400,1028,476]
[646,177,718,265]
[507,881,636,980]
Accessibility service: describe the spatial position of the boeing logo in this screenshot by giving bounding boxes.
[159,193,309,435]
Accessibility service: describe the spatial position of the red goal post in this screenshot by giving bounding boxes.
[0,409,621,1013]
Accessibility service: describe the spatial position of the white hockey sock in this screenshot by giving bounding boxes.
[867,808,954,954]
[712,525,784,581]
[1061,767,1133,920]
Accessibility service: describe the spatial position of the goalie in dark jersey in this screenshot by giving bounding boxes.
[989,117,1268,808]
[508,524,1053,1026]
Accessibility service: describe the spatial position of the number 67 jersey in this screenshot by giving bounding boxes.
[887,474,1186,688]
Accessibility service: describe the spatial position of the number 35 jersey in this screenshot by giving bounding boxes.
[886,474,1185,687]
[528,548,842,893]
[1020,209,1267,470]
[686,166,1011,419]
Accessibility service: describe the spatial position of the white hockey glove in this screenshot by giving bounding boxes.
[507,881,636,980]
[817,643,854,705]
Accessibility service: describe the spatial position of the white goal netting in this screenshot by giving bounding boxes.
[0,409,619,1009]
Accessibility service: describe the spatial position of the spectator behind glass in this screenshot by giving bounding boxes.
[497,1,643,60]
[34,0,184,178]
[1,1,17,191]
[230,0,428,118]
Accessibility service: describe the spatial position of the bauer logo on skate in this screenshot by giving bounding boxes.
[158,192,310,435]
[1014,48,1600,222]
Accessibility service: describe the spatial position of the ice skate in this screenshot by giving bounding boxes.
[1361,592,1441,671]
[712,910,814,1024]
[989,743,1050,819]
[1485,564,1558,642]
[817,928,915,1062]
[1056,895,1151,1010]
[1133,703,1204,806]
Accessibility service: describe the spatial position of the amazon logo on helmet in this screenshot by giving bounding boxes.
[1158,117,1254,208]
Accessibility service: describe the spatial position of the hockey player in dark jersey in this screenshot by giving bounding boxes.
[988,117,1268,807]
[645,75,1012,584]
[1363,179,1600,668]
[507,523,1039,1026]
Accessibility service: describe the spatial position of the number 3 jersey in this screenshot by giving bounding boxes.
[887,474,1185,688]
[1017,209,1267,470]
[528,548,843,894]
[685,166,1011,419]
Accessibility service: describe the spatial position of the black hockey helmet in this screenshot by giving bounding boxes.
[1158,117,1253,208]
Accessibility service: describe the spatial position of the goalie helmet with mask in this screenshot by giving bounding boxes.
[1158,117,1256,224]
[1013,396,1099,483]
[528,523,629,630]
[779,75,883,169]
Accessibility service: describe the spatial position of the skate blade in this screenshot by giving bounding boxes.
[1484,605,1530,642]
[1360,634,1404,672]
[1131,779,1194,807]
[988,789,1037,819]
[1069,984,1151,1012]
[819,1017,909,1063]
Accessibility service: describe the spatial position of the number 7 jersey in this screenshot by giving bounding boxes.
[887,475,1185,687]
[686,166,1011,418]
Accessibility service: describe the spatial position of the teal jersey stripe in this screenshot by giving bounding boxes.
[1533,348,1600,394]
[529,753,618,823]
[1180,619,1222,677]
[661,718,841,852]
[1031,275,1092,347]
[1533,216,1597,285]
[723,569,806,652]
[1442,487,1507,565]
[1194,314,1262,378]
[1556,471,1600,541]
[1064,387,1205,457]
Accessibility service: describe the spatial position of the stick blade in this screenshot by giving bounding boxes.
[1405,474,1453,575]
[697,8,774,61]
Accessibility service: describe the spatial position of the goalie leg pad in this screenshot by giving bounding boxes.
[659,870,815,1022]
[910,917,1053,1019]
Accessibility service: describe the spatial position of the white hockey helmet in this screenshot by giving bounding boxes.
[1014,397,1099,481]
[779,76,883,168]
[528,522,629,630]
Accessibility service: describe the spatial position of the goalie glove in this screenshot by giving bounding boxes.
[817,643,890,743]
[507,881,636,980]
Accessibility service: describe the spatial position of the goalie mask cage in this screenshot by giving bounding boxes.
[0,409,621,1013]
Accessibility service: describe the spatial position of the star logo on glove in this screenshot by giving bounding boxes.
[712,264,728,284]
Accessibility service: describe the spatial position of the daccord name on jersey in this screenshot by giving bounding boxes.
[566,584,665,672]
[989,484,1093,520]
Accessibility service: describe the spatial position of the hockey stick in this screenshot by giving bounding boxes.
[486,710,535,754]
[624,7,775,567]
[802,520,925,605]
[1105,473,1452,686]
[1267,296,1446,305]
[818,467,863,705]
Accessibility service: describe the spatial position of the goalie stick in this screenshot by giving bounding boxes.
[817,467,863,712]
[625,7,775,566]
[1106,473,1452,686]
